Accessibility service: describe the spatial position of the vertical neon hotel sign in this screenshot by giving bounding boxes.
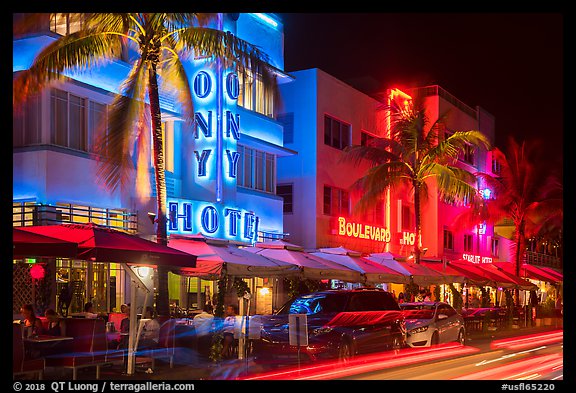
[166,61,259,243]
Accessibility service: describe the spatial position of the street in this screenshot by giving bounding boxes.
[241,329,563,381]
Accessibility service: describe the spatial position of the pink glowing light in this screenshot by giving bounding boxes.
[490,330,563,351]
[241,342,479,380]
[452,353,563,380]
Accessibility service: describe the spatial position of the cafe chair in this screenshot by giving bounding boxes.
[45,318,109,380]
[135,317,176,371]
[13,324,45,380]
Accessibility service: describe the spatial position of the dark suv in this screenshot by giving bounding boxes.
[252,288,406,365]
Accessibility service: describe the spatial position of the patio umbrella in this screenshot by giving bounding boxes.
[243,240,364,282]
[311,246,409,284]
[366,253,451,285]
[17,223,197,376]
[167,234,300,279]
[13,227,78,258]
[493,262,561,284]
[17,223,197,268]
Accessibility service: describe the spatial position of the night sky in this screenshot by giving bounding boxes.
[279,12,564,176]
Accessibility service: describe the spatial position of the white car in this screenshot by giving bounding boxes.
[399,301,466,347]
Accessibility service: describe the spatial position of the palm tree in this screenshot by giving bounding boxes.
[13,13,277,315]
[342,97,491,264]
[469,137,562,305]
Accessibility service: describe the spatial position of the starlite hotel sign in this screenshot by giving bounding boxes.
[167,61,260,243]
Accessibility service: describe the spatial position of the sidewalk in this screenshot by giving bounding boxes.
[44,323,563,381]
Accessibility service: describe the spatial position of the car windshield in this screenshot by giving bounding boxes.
[277,293,347,315]
[401,304,436,319]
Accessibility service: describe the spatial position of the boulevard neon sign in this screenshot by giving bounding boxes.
[337,217,391,243]
[462,253,493,264]
[168,198,260,243]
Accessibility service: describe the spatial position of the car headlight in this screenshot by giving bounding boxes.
[310,327,333,336]
[409,325,429,334]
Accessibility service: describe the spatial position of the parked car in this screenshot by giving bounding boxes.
[252,288,406,365]
[399,301,466,347]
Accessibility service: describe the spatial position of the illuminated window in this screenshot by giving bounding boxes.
[238,69,274,118]
[237,144,275,193]
[50,88,87,152]
[50,13,85,36]
[464,234,474,252]
[491,237,499,258]
[323,185,349,216]
[324,115,351,150]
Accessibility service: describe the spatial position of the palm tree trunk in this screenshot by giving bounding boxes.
[148,65,170,316]
[513,220,526,307]
[413,181,422,264]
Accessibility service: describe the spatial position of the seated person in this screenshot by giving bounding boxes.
[109,304,130,350]
[20,304,43,337]
[221,304,237,359]
[193,303,214,358]
[44,308,63,336]
[82,302,103,318]
[138,306,160,350]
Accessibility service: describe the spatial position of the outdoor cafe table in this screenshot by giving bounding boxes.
[24,335,74,343]
[24,335,74,358]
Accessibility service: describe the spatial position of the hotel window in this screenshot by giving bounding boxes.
[491,237,500,258]
[402,204,413,231]
[277,184,293,214]
[238,69,274,118]
[13,93,41,147]
[50,13,85,36]
[237,144,275,193]
[491,156,501,175]
[462,143,475,165]
[88,101,108,154]
[361,131,376,147]
[324,115,351,150]
[443,228,454,250]
[277,112,294,144]
[464,234,474,252]
[50,88,88,152]
[323,185,349,216]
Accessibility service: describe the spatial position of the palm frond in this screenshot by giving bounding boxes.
[94,59,148,192]
[14,30,122,108]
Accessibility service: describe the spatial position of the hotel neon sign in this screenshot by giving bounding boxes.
[462,253,493,264]
[168,198,260,243]
[337,217,391,243]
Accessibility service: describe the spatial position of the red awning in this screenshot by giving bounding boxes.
[17,223,196,268]
[13,227,79,258]
[449,260,536,290]
[168,234,299,279]
[493,262,561,284]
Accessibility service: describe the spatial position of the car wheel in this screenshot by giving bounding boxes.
[431,331,439,346]
[457,328,465,345]
[338,340,352,364]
